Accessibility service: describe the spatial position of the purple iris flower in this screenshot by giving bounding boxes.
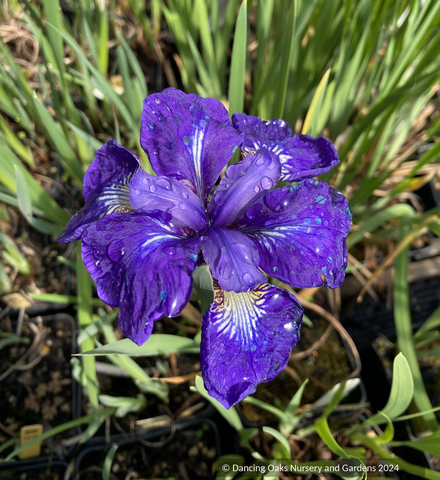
[58,88,351,409]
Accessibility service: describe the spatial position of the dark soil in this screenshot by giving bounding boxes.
[77,422,217,480]
[0,316,76,459]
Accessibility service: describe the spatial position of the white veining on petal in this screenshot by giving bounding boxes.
[191,123,206,196]
[212,286,268,344]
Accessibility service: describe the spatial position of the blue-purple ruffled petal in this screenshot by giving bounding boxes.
[208,148,281,228]
[200,228,266,293]
[130,170,207,232]
[81,211,200,345]
[201,283,303,409]
[58,140,141,242]
[232,113,339,182]
[237,179,351,289]
[140,88,242,201]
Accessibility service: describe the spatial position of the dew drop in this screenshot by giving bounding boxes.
[327,256,333,263]
[253,185,260,193]
[231,270,236,275]
[149,185,157,192]
[261,176,273,190]
[272,266,278,273]
[178,203,187,210]
[95,260,100,266]
[251,344,257,352]
[155,98,161,104]
[200,119,208,127]
[243,272,254,285]
[190,253,198,262]
[156,178,172,190]
[183,136,190,145]
[321,266,328,274]
[315,217,321,225]
[181,192,189,199]
[142,177,149,186]
[316,195,327,204]
[160,290,167,301]
[221,246,227,252]
[304,218,311,224]
[225,183,230,189]
[148,123,154,130]
[167,247,176,256]
[134,188,141,195]
[256,156,265,166]
[201,235,208,242]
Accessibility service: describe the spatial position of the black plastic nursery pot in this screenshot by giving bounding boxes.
[74,416,221,480]
[0,312,81,468]
[0,456,68,480]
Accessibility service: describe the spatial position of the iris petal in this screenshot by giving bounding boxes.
[81,211,200,345]
[237,179,351,289]
[130,170,207,232]
[140,88,242,201]
[58,140,141,242]
[201,282,303,409]
[208,148,281,228]
[232,113,339,182]
[201,228,266,293]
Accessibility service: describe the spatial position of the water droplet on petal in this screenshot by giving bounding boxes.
[200,119,208,127]
[315,217,321,224]
[243,272,254,285]
[183,136,190,145]
[142,177,149,186]
[134,188,141,195]
[156,178,172,190]
[155,98,161,104]
[148,123,154,130]
[321,266,328,274]
[273,266,278,272]
[316,195,327,204]
[251,344,257,352]
[160,290,167,301]
[231,270,236,275]
[149,185,157,192]
[167,247,176,256]
[253,185,260,193]
[221,246,227,252]
[256,156,264,166]
[181,192,189,199]
[327,256,333,263]
[225,183,230,189]
[179,203,187,210]
[261,177,273,190]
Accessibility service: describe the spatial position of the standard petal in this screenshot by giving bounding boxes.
[130,170,207,232]
[208,148,281,227]
[58,140,141,242]
[81,211,200,345]
[232,113,339,182]
[201,283,303,409]
[200,228,266,293]
[140,88,242,200]
[237,179,351,289]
